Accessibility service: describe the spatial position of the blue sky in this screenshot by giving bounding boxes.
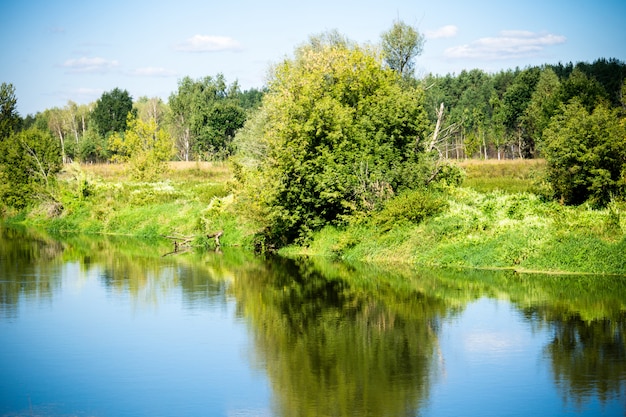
[1,0,624,116]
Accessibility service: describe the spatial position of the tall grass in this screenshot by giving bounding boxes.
[457,158,546,194]
[13,161,259,248]
[283,171,626,275]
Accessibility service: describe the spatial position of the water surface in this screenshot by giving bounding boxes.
[0,227,624,416]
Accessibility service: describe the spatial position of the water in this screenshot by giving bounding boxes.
[0,227,624,416]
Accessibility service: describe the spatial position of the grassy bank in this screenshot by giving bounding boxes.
[4,159,625,275]
[281,160,626,275]
[281,187,626,275]
[5,161,260,248]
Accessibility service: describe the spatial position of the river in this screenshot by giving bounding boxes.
[0,226,624,416]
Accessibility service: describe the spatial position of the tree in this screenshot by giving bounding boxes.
[522,68,562,155]
[109,114,174,180]
[91,88,135,138]
[381,20,425,79]
[558,67,609,112]
[135,96,169,126]
[543,100,626,206]
[0,82,20,140]
[501,68,541,157]
[235,33,433,245]
[0,128,62,209]
[169,74,246,161]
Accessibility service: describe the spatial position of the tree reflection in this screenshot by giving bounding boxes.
[0,226,64,317]
[230,257,448,417]
[526,308,626,407]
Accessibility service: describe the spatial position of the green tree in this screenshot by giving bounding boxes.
[78,125,109,163]
[543,100,626,206]
[0,128,62,209]
[501,67,541,157]
[381,20,425,79]
[558,67,610,112]
[109,114,174,180]
[522,68,562,155]
[0,82,20,140]
[91,88,135,138]
[168,74,245,161]
[235,33,433,245]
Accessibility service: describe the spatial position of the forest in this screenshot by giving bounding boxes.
[1,21,625,253]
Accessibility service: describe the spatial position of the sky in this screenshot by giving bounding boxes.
[1,0,625,116]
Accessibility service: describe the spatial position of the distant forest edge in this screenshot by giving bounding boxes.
[1,57,624,164]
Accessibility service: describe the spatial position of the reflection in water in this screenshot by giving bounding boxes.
[542,311,626,407]
[0,226,625,416]
[230,257,449,417]
[0,226,64,317]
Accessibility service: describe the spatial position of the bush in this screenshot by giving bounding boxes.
[372,189,448,230]
[543,100,626,206]
[0,128,62,209]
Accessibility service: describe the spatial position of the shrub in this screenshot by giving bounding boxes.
[372,189,448,230]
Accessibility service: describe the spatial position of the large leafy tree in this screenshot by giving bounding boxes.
[558,67,609,112]
[501,68,541,157]
[235,33,432,245]
[91,88,135,138]
[522,68,562,154]
[543,100,626,206]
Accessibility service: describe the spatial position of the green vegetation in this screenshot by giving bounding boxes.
[234,31,455,245]
[282,184,626,275]
[458,159,546,193]
[2,162,258,250]
[0,127,63,210]
[2,21,626,275]
[109,114,174,180]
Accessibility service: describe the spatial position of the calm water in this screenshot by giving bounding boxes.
[0,227,624,416]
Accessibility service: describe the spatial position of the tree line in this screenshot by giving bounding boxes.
[11,76,263,165]
[422,58,626,161]
[1,20,625,242]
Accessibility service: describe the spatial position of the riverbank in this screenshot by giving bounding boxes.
[3,160,625,275]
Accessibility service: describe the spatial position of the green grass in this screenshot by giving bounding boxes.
[457,158,546,193]
[283,186,626,275]
[8,161,259,249]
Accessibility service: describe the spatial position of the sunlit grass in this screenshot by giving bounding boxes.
[456,158,546,193]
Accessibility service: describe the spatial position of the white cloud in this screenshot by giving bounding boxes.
[62,57,119,73]
[130,67,177,77]
[445,30,566,60]
[175,34,242,52]
[425,25,458,39]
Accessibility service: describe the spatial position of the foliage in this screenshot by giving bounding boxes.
[522,68,561,153]
[168,74,246,161]
[285,185,626,275]
[0,128,62,209]
[109,114,174,181]
[422,58,625,163]
[543,100,626,206]
[380,19,424,79]
[0,82,20,140]
[235,32,433,245]
[91,87,135,138]
[372,189,449,231]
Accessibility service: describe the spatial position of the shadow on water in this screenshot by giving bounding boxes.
[1,225,625,416]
